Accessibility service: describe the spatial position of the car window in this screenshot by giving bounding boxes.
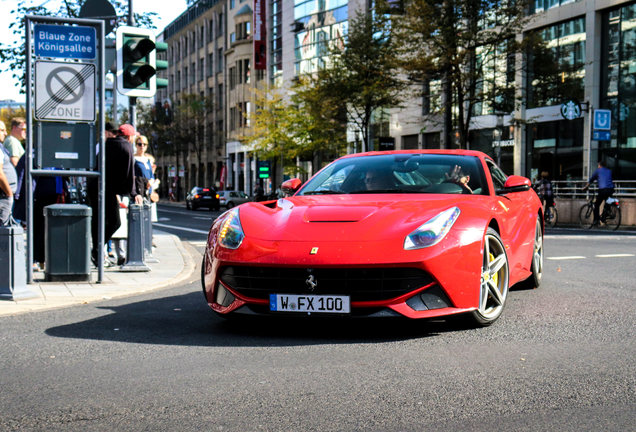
[487,160,508,191]
[299,154,487,195]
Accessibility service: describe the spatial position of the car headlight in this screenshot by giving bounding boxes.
[218,208,244,249]
[404,207,460,250]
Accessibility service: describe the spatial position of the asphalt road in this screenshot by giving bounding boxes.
[0,212,634,431]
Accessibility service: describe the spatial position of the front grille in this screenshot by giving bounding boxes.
[219,266,434,302]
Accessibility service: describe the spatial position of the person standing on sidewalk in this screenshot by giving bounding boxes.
[3,117,26,166]
[583,160,615,226]
[87,123,143,264]
[0,143,17,225]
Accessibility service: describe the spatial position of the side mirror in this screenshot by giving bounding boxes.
[499,175,531,194]
[281,178,303,196]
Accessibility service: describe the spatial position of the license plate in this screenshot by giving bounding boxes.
[269,294,350,314]
[203,196,211,199]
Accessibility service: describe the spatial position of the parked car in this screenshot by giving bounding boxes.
[186,187,220,211]
[202,150,544,327]
[218,190,250,208]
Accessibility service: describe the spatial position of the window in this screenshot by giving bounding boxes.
[236,21,251,41]
[217,48,224,73]
[487,160,508,191]
[209,19,214,41]
[527,17,586,108]
[199,58,204,81]
[218,84,223,109]
[229,66,236,89]
[208,53,214,77]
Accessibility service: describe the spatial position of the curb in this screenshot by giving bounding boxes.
[0,231,197,317]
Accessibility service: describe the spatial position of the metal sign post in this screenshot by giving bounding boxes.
[25,15,105,283]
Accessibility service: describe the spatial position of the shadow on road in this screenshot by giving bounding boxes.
[45,290,476,347]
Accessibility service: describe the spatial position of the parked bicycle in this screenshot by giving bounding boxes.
[579,194,621,230]
[544,201,558,228]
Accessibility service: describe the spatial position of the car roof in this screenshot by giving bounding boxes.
[338,149,487,160]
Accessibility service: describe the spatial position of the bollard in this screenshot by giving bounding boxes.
[120,204,150,272]
[142,202,158,263]
[0,225,38,300]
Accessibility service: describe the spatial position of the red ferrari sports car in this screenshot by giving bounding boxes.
[202,150,544,326]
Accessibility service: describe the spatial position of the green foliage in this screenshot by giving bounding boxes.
[312,10,405,150]
[0,0,157,93]
[389,0,534,148]
[242,79,348,174]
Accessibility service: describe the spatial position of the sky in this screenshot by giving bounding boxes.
[0,0,189,102]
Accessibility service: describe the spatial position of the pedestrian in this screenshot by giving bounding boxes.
[133,135,154,199]
[87,123,143,265]
[533,171,554,209]
[583,160,615,226]
[0,144,17,226]
[0,120,7,145]
[253,183,265,201]
[3,117,26,166]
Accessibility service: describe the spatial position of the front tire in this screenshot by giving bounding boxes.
[227,202,235,209]
[468,228,509,326]
[579,203,594,228]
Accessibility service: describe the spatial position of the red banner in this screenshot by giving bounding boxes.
[253,0,266,70]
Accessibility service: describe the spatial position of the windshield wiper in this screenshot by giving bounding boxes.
[303,190,343,195]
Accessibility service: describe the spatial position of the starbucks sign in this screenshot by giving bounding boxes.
[560,100,582,120]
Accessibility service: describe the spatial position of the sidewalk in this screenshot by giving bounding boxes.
[0,230,196,317]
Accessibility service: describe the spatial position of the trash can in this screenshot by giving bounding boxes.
[44,204,92,282]
[0,224,34,300]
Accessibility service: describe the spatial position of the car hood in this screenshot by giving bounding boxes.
[238,194,487,242]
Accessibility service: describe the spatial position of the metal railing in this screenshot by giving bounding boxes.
[552,180,636,198]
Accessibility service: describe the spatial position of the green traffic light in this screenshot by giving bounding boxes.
[122,34,156,90]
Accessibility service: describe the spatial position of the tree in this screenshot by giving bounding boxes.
[243,79,347,181]
[388,0,534,149]
[0,0,157,92]
[312,9,405,152]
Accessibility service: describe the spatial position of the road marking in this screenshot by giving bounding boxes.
[158,217,171,221]
[194,217,212,221]
[157,208,190,215]
[547,256,586,260]
[595,254,635,258]
[153,222,209,235]
[190,241,208,247]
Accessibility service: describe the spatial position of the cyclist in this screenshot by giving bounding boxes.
[582,160,615,226]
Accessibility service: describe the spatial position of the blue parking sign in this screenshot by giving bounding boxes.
[593,109,611,131]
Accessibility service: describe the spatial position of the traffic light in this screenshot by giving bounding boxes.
[258,160,271,179]
[155,41,169,90]
[116,26,157,97]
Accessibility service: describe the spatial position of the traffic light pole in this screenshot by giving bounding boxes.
[128,0,135,127]
[129,96,137,128]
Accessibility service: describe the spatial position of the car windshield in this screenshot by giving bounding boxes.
[298,154,488,196]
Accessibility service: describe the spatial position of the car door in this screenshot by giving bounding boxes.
[485,159,533,274]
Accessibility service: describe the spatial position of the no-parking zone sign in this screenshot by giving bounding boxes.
[34,60,95,122]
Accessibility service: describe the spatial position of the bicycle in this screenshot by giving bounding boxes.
[544,201,558,228]
[579,194,621,230]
